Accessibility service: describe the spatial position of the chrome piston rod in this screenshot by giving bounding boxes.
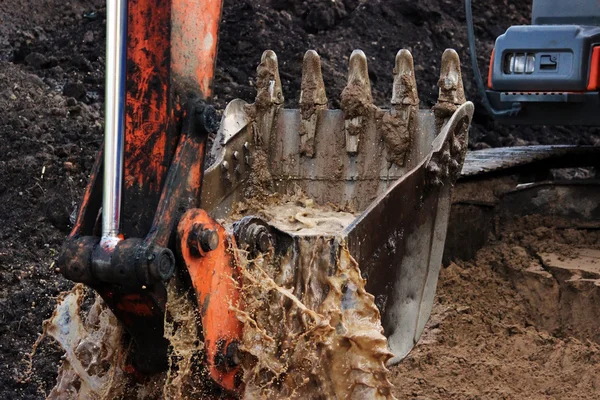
[102,0,127,241]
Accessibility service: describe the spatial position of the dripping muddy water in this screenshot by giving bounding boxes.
[230,194,395,399]
[38,193,396,399]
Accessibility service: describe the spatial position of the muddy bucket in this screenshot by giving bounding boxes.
[200,48,474,367]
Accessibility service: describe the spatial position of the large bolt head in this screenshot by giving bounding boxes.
[149,247,176,282]
[247,224,272,253]
[199,228,219,252]
[256,230,272,253]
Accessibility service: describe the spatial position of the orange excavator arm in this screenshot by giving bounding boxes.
[57,0,244,393]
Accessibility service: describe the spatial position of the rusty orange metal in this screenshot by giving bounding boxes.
[67,147,103,238]
[178,208,244,393]
[171,0,223,97]
[143,104,208,248]
[116,293,155,317]
[60,0,235,388]
[122,0,223,239]
[122,0,175,238]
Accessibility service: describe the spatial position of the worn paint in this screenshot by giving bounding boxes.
[122,0,174,238]
[116,293,155,317]
[171,0,223,97]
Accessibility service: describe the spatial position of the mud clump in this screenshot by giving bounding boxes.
[37,281,222,400]
[162,281,213,400]
[378,109,413,166]
[475,216,600,345]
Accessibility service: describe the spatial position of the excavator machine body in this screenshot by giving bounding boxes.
[480,0,600,125]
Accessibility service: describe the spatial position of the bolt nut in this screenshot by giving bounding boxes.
[255,230,271,253]
[198,228,219,252]
[246,224,272,253]
[225,341,241,368]
[149,247,176,282]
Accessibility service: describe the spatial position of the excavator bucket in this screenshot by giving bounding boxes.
[201,48,473,364]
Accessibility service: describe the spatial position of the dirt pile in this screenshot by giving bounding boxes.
[391,216,600,399]
[476,216,600,345]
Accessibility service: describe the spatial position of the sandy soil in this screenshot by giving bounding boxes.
[1,0,599,399]
[392,217,600,399]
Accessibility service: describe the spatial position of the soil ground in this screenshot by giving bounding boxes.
[1,0,599,399]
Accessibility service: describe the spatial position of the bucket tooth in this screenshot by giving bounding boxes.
[250,50,284,147]
[255,50,284,108]
[341,49,374,155]
[433,49,466,130]
[299,50,328,157]
[380,49,419,167]
[391,49,419,107]
[429,50,470,183]
[437,49,465,106]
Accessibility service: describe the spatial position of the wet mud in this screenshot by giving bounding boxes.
[230,185,394,398]
[237,242,394,399]
[36,191,394,399]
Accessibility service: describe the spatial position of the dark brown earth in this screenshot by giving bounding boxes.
[1,0,599,399]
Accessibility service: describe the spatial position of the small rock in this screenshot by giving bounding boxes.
[33,26,48,42]
[83,30,94,44]
[26,73,46,88]
[280,10,292,21]
[49,65,64,76]
[63,161,76,172]
[44,77,59,91]
[71,54,94,72]
[45,195,72,232]
[45,56,60,68]
[24,52,47,69]
[83,11,100,21]
[473,141,491,150]
[63,82,86,100]
[512,246,529,258]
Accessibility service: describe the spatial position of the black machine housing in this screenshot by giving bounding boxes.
[482,0,600,125]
